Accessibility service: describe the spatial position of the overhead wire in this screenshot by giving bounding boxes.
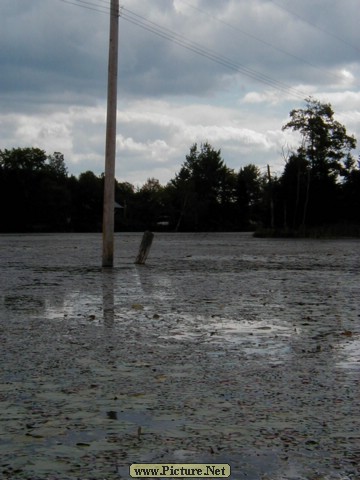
[120,5,307,99]
[52,0,308,99]
[58,0,110,15]
[177,0,349,86]
[268,0,360,55]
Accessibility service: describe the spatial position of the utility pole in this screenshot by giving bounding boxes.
[102,0,119,267]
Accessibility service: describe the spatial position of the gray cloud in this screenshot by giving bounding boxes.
[0,0,359,185]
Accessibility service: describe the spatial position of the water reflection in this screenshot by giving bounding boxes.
[2,234,359,372]
[102,268,115,327]
[1,233,360,480]
[4,294,45,313]
[135,264,174,301]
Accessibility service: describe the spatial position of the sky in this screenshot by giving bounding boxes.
[1,0,359,186]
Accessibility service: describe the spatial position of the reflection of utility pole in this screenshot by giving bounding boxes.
[267,165,275,229]
[102,0,119,267]
[102,268,115,327]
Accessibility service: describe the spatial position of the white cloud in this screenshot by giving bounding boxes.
[0,0,359,185]
[339,69,355,86]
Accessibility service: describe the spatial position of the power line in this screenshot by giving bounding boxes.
[53,0,307,99]
[177,0,348,86]
[120,6,307,99]
[58,0,121,17]
[57,0,110,15]
[269,0,360,55]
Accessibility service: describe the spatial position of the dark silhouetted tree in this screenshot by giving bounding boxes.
[68,171,103,231]
[0,147,71,231]
[282,98,357,227]
[170,143,234,230]
[236,164,262,228]
[132,178,166,230]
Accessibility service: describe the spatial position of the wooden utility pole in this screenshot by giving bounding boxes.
[102,0,119,267]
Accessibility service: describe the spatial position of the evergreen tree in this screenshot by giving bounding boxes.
[170,143,233,230]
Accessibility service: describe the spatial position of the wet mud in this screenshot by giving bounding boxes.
[0,232,359,479]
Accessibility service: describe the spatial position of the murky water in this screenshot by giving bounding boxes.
[0,232,359,479]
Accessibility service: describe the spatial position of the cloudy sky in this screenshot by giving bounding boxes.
[1,0,359,186]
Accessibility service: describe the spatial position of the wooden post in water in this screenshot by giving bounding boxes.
[135,231,154,265]
[102,0,119,267]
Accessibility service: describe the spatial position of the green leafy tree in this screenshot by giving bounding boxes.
[0,147,47,171]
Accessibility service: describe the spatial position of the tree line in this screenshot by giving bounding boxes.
[1,98,359,235]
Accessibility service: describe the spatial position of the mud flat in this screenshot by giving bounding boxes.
[0,232,359,479]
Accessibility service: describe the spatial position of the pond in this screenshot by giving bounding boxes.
[0,232,359,479]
